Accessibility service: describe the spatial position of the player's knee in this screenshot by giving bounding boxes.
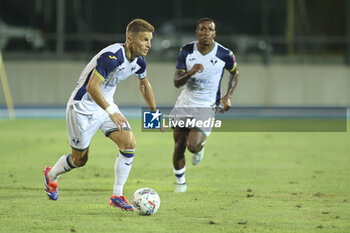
[72,152,88,167]
[76,156,88,167]
[124,138,136,150]
[175,140,186,151]
[187,143,202,154]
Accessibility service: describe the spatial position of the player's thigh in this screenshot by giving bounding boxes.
[71,147,89,158]
[99,111,135,149]
[66,106,100,151]
[108,130,136,149]
[173,127,190,145]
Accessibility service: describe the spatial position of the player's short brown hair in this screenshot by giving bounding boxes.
[126,19,154,34]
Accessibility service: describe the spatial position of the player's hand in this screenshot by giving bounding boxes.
[110,113,128,131]
[189,64,204,75]
[219,96,232,113]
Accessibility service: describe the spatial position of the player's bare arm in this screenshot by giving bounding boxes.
[173,64,204,88]
[138,77,156,111]
[138,77,165,133]
[86,71,128,130]
[220,67,240,113]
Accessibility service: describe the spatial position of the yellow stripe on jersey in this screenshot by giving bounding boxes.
[180,69,186,72]
[93,69,105,81]
[229,51,233,56]
[229,63,237,73]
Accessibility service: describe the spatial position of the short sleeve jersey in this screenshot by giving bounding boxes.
[68,43,147,113]
[175,41,237,107]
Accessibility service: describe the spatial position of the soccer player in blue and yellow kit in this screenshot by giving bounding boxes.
[172,18,240,192]
[44,19,163,211]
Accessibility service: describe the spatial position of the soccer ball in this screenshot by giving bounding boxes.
[131,188,160,215]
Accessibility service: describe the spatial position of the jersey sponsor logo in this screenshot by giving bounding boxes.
[187,77,209,91]
[131,66,137,71]
[143,109,161,129]
[109,55,118,60]
[189,58,196,61]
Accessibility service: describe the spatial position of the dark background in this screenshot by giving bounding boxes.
[0,0,349,64]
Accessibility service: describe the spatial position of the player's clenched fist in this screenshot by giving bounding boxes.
[189,64,204,75]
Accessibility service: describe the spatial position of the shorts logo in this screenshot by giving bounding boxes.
[143,109,161,129]
[72,138,81,146]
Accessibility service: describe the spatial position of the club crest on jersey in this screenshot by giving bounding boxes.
[72,138,81,146]
[143,109,161,129]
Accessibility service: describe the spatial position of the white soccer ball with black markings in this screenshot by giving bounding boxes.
[132,188,160,215]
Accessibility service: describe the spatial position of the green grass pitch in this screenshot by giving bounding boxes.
[0,119,349,233]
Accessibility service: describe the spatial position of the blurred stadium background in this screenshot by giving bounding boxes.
[0,0,349,117]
